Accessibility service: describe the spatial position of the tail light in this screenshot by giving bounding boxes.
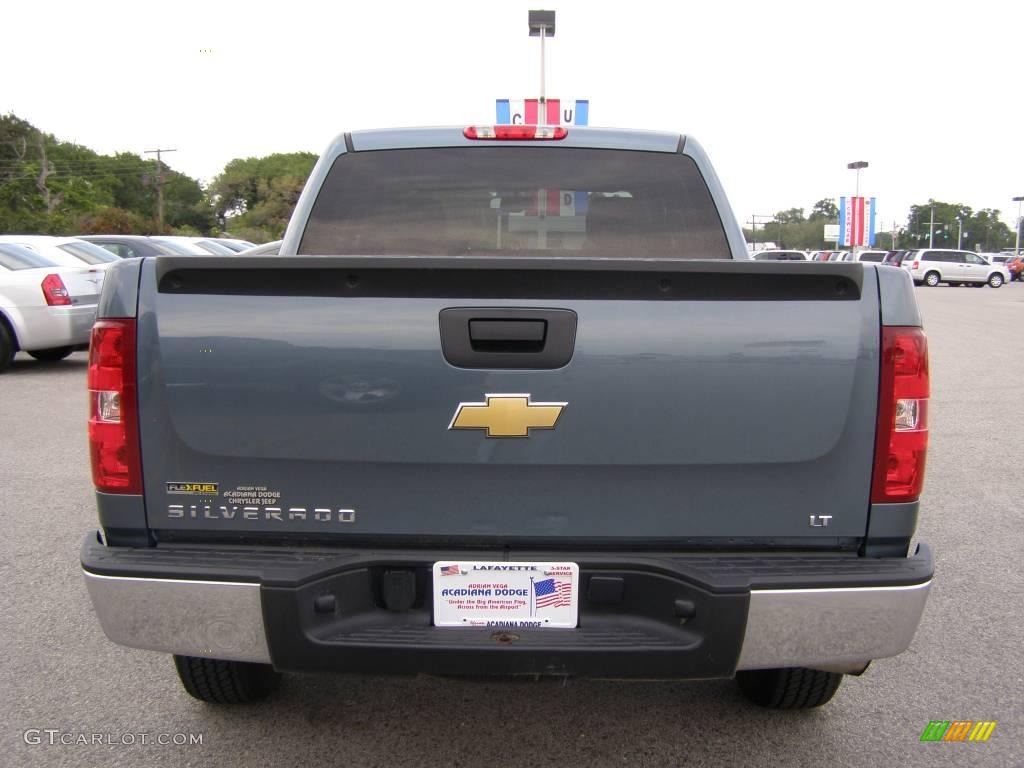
[911,260,920,269]
[871,327,929,503]
[464,125,568,140]
[88,319,142,494]
[41,273,72,306]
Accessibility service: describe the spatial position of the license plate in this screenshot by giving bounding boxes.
[432,561,579,628]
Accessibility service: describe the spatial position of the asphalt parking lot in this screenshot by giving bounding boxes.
[2,284,1022,767]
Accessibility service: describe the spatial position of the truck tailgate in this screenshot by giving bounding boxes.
[137,257,879,545]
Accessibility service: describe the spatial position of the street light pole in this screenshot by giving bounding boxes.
[846,161,868,251]
[847,161,868,199]
[528,11,556,125]
[1013,196,1024,255]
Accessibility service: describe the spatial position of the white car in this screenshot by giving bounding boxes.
[150,236,236,256]
[845,250,888,263]
[903,249,1011,288]
[237,240,282,256]
[0,242,101,370]
[213,238,258,252]
[0,235,118,271]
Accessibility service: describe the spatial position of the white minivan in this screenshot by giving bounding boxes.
[903,249,1010,288]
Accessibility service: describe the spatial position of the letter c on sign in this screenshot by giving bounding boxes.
[512,113,523,125]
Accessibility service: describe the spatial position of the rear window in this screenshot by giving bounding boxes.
[859,253,885,262]
[0,243,56,270]
[300,147,730,258]
[58,242,119,265]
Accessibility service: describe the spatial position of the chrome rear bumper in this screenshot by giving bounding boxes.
[83,550,931,675]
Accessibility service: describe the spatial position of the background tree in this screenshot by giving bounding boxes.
[905,200,1013,251]
[0,113,211,235]
[207,152,317,241]
[742,200,838,249]
[809,198,838,220]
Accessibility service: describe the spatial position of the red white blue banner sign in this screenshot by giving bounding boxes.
[496,99,589,126]
[839,196,876,247]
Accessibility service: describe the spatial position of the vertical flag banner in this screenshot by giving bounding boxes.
[868,197,876,246]
[838,197,877,247]
[839,198,850,246]
[496,99,589,126]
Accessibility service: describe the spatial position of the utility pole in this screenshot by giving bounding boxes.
[957,217,963,249]
[928,205,935,248]
[144,148,177,231]
[1013,196,1024,255]
[747,214,775,251]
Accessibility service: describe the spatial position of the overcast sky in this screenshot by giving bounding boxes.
[3,0,1022,233]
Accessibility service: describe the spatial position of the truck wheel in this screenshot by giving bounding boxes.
[923,271,940,287]
[0,321,15,372]
[987,273,1003,288]
[736,667,843,709]
[28,346,74,362]
[173,655,280,704]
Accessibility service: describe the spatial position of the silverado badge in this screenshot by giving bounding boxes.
[448,394,567,438]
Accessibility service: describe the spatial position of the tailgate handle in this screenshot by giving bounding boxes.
[469,319,547,351]
[440,308,577,369]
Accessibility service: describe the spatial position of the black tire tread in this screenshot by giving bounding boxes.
[0,319,16,372]
[28,346,74,362]
[736,666,843,709]
[173,655,280,704]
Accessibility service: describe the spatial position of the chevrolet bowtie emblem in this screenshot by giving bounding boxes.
[448,394,567,438]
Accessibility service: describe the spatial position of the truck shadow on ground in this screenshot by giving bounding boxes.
[194,672,837,766]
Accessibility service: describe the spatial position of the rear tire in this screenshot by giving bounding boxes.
[28,346,74,362]
[923,271,940,287]
[987,273,1004,288]
[0,321,15,373]
[736,667,844,709]
[173,655,280,703]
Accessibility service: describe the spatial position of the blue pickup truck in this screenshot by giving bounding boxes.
[81,125,932,709]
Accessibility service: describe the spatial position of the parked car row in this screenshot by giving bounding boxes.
[79,235,257,257]
[755,246,1020,287]
[0,233,263,373]
[757,249,888,262]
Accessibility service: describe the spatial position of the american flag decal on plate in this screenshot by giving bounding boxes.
[533,578,572,609]
[440,564,461,576]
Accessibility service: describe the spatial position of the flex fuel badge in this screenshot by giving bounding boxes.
[166,482,219,495]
